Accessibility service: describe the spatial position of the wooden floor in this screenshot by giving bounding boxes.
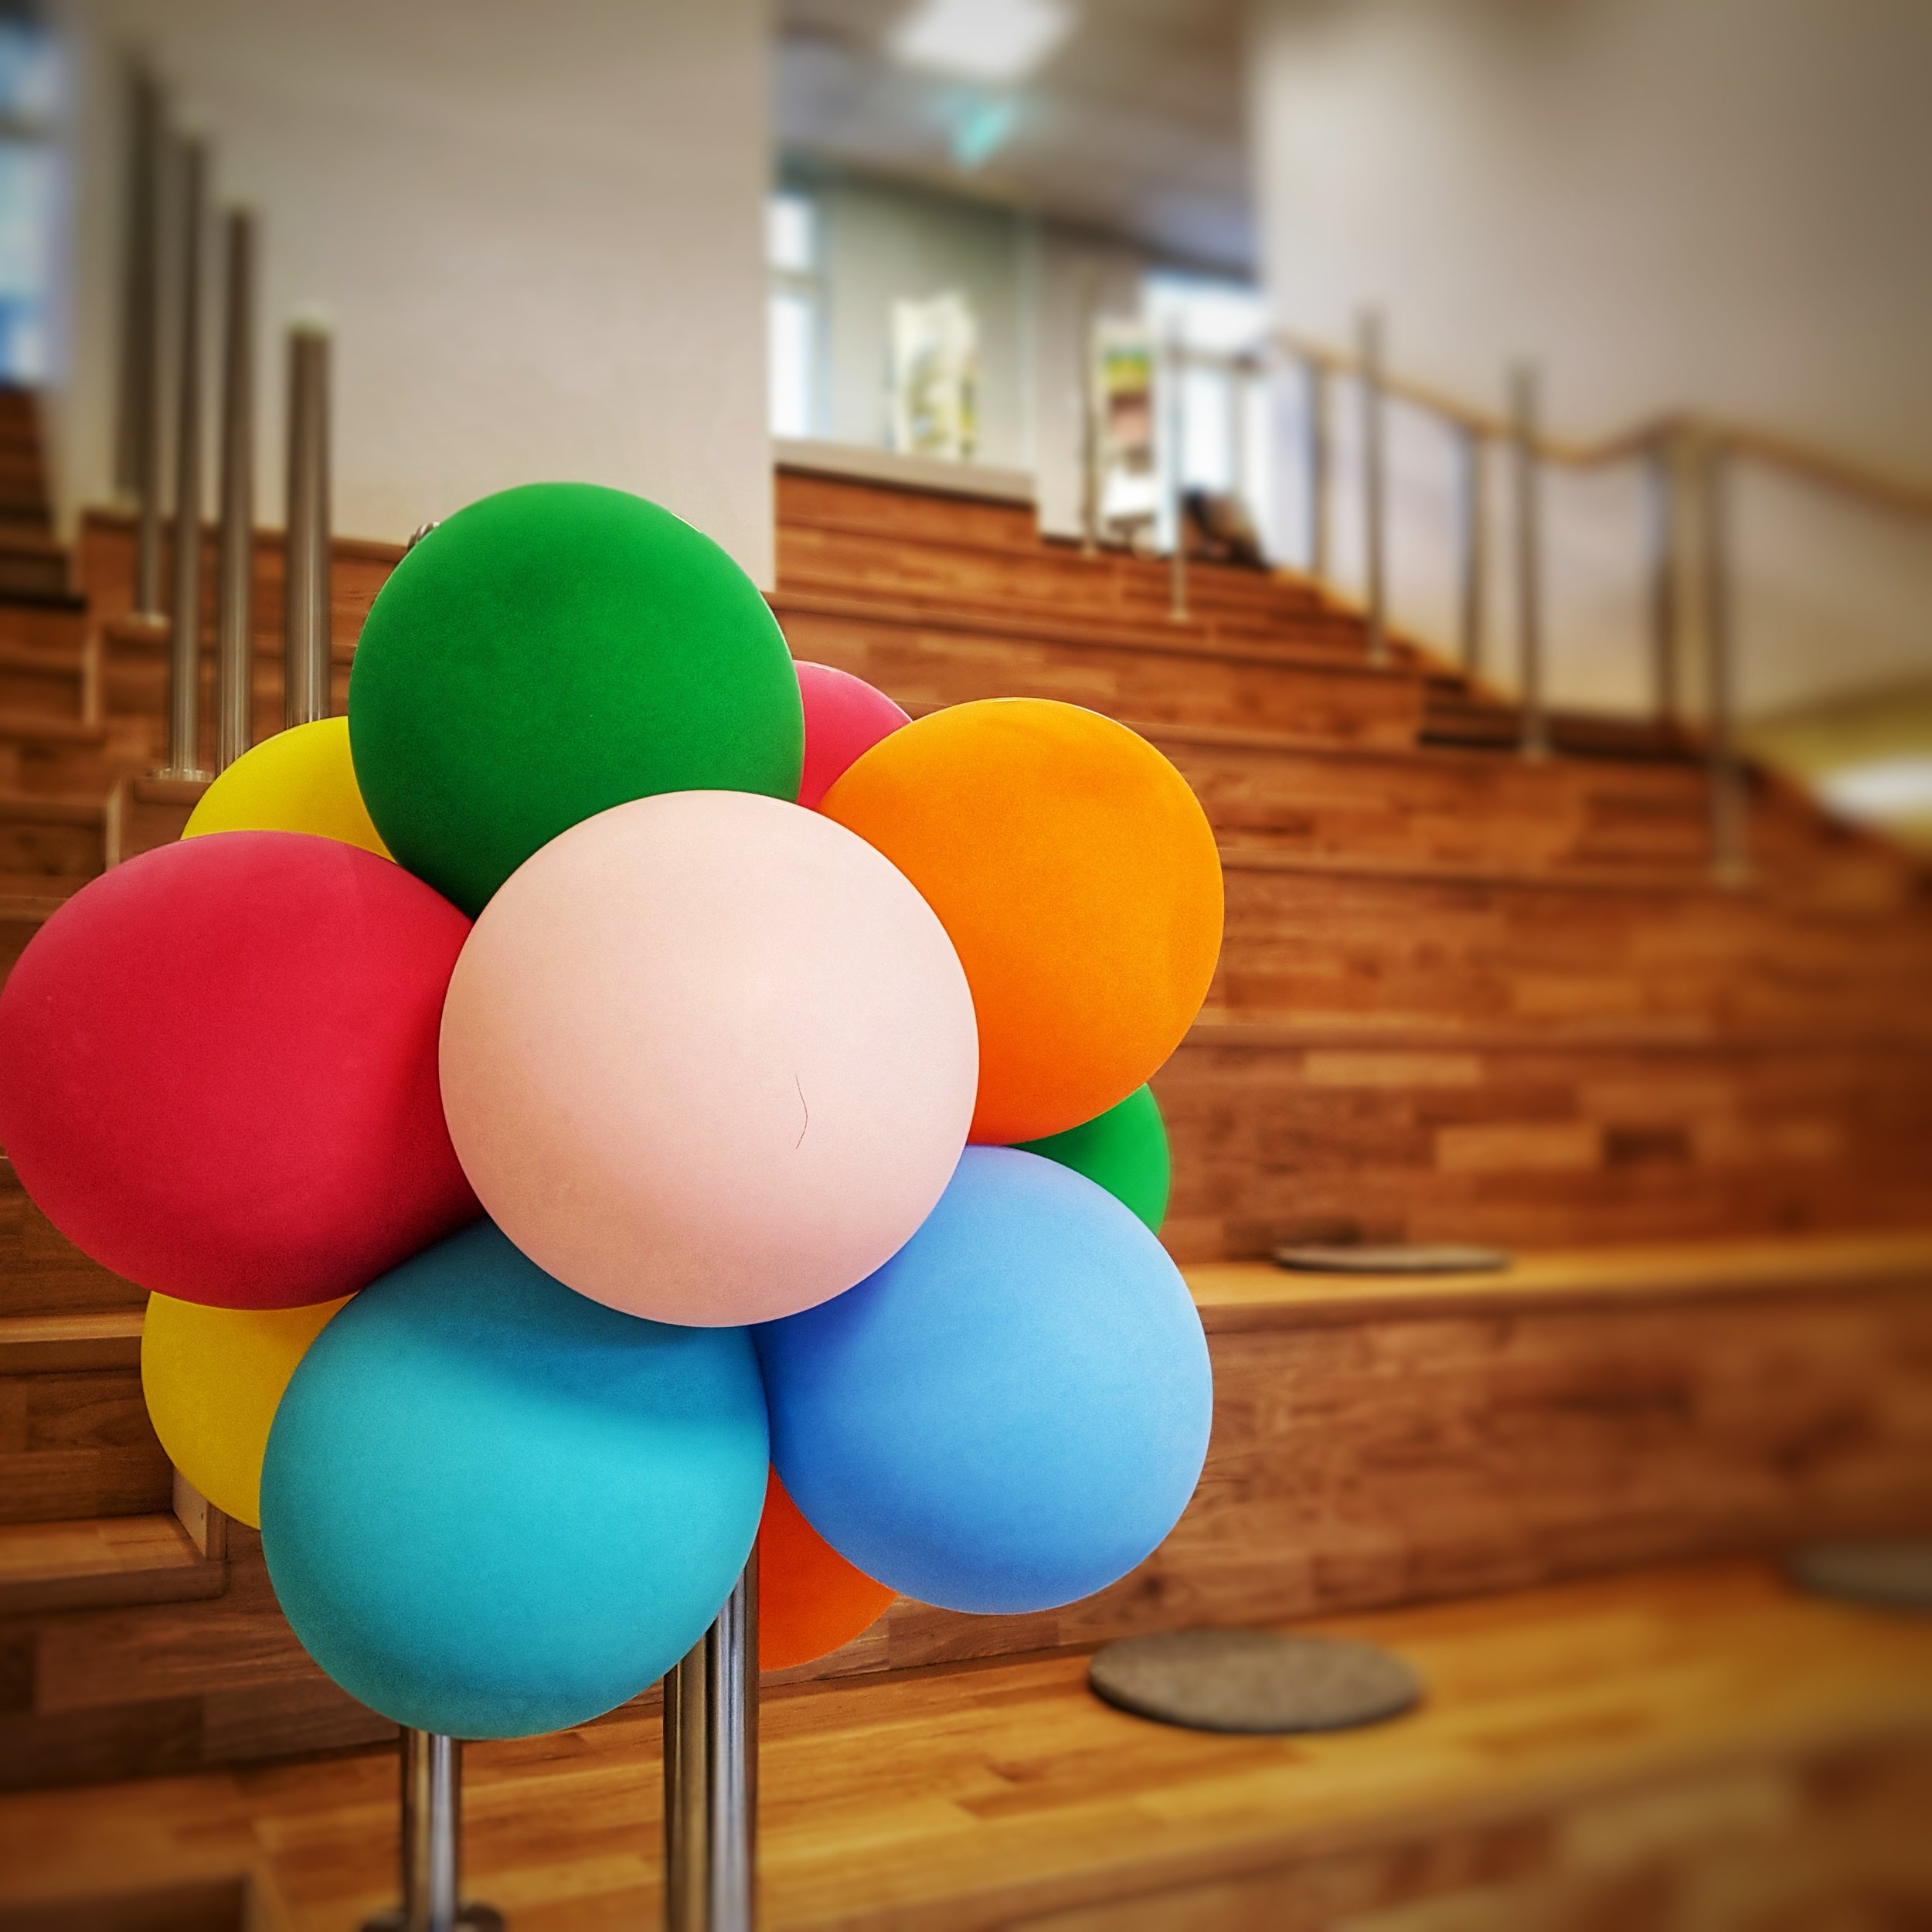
[1,1558,1929,1930]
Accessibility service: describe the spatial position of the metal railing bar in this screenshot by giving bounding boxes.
[158,130,209,781]
[1511,362,1547,758]
[1163,322,1188,622]
[130,74,170,621]
[1454,422,1485,675]
[1303,355,1329,580]
[1271,327,1932,515]
[214,206,254,772]
[1359,310,1388,666]
[1699,439,1749,883]
[284,321,333,726]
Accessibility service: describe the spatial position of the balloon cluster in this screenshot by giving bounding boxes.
[0,485,1223,1736]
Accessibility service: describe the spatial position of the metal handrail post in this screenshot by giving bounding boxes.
[1226,356,1248,538]
[665,1554,758,1932]
[1646,431,1683,726]
[1077,268,1100,556]
[116,60,162,506]
[214,207,254,770]
[1303,355,1328,581]
[131,78,170,620]
[1455,422,1485,675]
[1699,437,1748,883]
[1165,325,1188,622]
[1510,362,1547,757]
[284,322,332,726]
[158,132,210,780]
[1359,311,1388,665]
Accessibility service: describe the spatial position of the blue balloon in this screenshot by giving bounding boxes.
[757,1148,1213,1614]
[261,1220,767,1738]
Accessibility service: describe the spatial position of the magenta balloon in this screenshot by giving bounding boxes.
[795,662,910,810]
[437,791,978,1327]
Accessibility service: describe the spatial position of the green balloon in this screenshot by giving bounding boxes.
[1017,1085,1171,1233]
[349,484,803,913]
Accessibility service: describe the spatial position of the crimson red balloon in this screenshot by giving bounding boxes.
[795,662,910,811]
[0,832,478,1308]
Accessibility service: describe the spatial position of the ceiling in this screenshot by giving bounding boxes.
[774,0,1255,275]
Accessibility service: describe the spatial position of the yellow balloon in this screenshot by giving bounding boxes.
[141,1293,350,1526]
[183,716,390,857]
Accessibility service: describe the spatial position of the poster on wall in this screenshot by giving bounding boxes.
[890,292,978,461]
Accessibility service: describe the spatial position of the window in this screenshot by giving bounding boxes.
[0,20,60,383]
[1142,271,1270,553]
[767,190,819,440]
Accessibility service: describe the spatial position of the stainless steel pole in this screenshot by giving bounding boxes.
[1455,423,1485,675]
[1359,311,1388,666]
[406,1730,461,1932]
[1510,362,1547,758]
[1699,439,1747,883]
[158,132,210,780]
[131,80,170,621]
[1226,356,1248,536]
[214,207,254,771]
[364,1731,501,1932]
[1165,328,1188,622]
[1077,268,1100,557]
[1304,355,1328,581]
[665,1555,759,1932]
[116,60,162,505]
[284,322,332,726]
[1646,431,1682,727]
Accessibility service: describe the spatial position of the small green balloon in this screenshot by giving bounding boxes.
[349,484,803,914]
[1017,1084,1171,1233]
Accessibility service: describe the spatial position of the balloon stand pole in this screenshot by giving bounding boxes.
[362,1729,503,1932]
[664,1553,759,1932]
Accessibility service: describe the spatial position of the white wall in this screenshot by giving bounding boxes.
[789,166,1162,539]
[51,0,774,582]
[808,174,1031,471]
[1249,0,1932,717]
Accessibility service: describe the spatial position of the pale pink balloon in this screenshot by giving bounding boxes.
[795,662,910,810]
[438,791,978,1327]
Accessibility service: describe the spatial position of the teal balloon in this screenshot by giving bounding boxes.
[260,1220,768,1739]
[1016,1084,1170,1233]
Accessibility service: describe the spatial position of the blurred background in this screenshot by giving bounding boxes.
[2,4,1931,1927]
[10,0,1928,839]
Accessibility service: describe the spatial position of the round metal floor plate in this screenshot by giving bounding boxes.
[1786,1540,1932,1612]
[1088,1628,1423,1734]
[1273,1243,1511,1275]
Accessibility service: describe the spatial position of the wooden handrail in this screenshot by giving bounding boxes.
[1264,328,1932,519]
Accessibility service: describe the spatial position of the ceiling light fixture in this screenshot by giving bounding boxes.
[888,0,1074,85]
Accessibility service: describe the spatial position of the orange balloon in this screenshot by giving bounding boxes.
[757,1470,895,1672]
[822,699,1223,1143]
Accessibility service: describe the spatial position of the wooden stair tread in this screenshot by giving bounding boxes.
[0,883,88,920]
[0,711,107,746]
[0,638,84,672]
[775,571,1383,666]
[1185,1005,1932,1053]
[0,1308,145,1372]
[1216,838,1746,897]
[1183,1226,1932,1330]
[767,583,1413,683]
[2,1558,1928,1928]
[0,1514,222,1615]
[0,587,86,614]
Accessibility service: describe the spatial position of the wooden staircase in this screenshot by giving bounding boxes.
[0,429,1929,1925]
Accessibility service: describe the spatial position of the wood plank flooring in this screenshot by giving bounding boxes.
[2,1559,1928,1930]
